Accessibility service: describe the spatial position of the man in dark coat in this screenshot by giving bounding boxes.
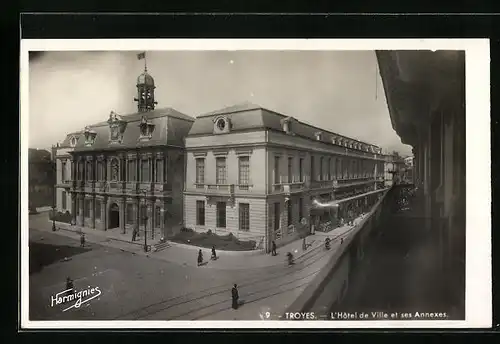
[132,227,138,241]
[271,241,277,256]
[80,233,86,247]
[231,284,239,309]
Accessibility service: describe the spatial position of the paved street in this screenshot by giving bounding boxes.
[28,211,363,321]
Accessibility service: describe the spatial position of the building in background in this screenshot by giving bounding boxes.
[383,153,406,187]
[55,66,195,240]
[183,102,386,252]
[377,50,465,310]
[28,148,55,211]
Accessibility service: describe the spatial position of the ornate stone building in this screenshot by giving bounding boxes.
[54,68,195,239]
[183,102,386,251]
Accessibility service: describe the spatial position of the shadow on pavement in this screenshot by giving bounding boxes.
[29,241,91,275]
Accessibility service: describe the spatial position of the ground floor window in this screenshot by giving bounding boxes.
[196,200,205,226]
[84,199,91,218]
[139,204,148,225]
[95,200,101,220]
[154,206,161,228]
[62,191,67,210]
[239,203,250,231]
[216,202,226,228]
[298,197,303,222]
[287,200,293,226]
[274,202,280,231]
[126,203,134,225]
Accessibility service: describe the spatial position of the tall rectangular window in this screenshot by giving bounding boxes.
[238,156,250,188]
[84,200,91,218]
[62,191,67,210]
[319,157,324,181]
[155,159,163,183]
[126,204,135,225]
[196,200,205,226]
[298,198,303,222]
[287,157,293,183]
[328,158,332,180]
[141,159,149,182]
[95,200,101,220]
[216,202,226,228]
[239,203,250,231]
[310,156,315,181]
[154,207,161,228]
[96,161,102,181]
[86,161,93,181]
[274,203,280,230]
[299,158,304,182]
[195,158,205,185]
[287,201,293,226]
[216,158,227,184]
[128,159,136,182]
[274,156,280,184]
[61,161,66,182]
[338,159,342,179]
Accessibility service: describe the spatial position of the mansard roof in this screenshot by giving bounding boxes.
[71,107,195,152]
[189,101,381,151]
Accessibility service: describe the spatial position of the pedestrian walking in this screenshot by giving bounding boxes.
[302,237,307,251]
[132,227,138,241]
[231,284,239,309]
[341,237,344,244]
[197,249,203,266]
[271,240,277,256]
[211,245,217,260]
[80,233,85,247]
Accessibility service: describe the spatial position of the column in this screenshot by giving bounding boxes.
[71,192,77,224]
[147,201,154,239]
[160,203,166,238]
[135,198,140,230]
[100,198,107,230]
[90,196,95,229]
[119,199,126,234]
[77,194,84,226]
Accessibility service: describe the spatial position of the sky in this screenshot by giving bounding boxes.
[28,50,412,156]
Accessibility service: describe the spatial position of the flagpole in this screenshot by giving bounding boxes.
[375,59,378,100]
[144,52,147,72]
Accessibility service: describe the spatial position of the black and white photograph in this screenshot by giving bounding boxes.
[20,39,491,328]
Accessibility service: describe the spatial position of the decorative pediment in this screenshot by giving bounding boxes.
[138,115,155,141]
[83,126,97,147]
[107,111,127,144]
[213,115,232,134]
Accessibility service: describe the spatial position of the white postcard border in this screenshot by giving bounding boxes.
[20,38,491,329]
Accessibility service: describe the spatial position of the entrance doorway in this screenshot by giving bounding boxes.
[109,203,120,229]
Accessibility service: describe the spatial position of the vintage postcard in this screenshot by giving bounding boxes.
[20,39,491,329]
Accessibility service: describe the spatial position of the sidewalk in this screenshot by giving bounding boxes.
[30,212,366,271]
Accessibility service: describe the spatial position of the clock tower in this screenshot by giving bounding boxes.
[134,67,158,112]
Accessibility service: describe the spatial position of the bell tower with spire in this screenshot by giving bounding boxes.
[134,52,158,112]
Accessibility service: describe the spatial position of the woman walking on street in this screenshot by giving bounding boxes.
[197,249,203,266]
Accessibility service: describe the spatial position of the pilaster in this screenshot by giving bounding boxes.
[77,194,84,226]
[118,199,126,233]
[100,198,107,230]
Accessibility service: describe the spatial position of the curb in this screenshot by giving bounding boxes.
[167,241,265,256]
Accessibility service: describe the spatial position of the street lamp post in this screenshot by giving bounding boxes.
[143,213,148,252]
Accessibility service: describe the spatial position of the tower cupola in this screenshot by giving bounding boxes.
[134,52,158,112]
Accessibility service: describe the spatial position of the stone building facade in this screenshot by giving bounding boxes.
[183,102,386,252]
[54,68,195,240]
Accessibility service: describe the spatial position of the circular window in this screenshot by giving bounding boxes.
[216,118,226,131]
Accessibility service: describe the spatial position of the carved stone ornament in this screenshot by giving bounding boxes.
[83,126,97,147]
[138,116,155,141]
[107,111,127,144]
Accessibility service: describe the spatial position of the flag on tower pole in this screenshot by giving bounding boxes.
[137,52,146,60]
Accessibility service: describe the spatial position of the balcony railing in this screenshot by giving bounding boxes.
[310,180,336,189]
[203,184,235,195]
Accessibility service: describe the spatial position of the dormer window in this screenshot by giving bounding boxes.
[70,136,78,147]
[315,131,322,141]
[83,126,97,147]
[213,115,231,134]
[281,117,294,135]
[138,116,155,141]
[108,111,127,144]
